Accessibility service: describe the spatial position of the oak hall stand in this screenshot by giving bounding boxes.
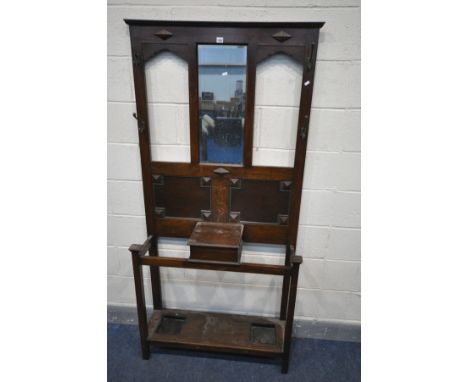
[125,20,324,373]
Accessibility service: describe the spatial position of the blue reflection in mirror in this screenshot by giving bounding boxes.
[198,45,247,165]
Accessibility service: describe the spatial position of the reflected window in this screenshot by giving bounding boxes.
[198,45,247,165]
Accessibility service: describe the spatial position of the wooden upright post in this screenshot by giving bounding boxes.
[281,256,302,373]
[280,245,293,320]
[130,247,150,360]
[149,235,162,310]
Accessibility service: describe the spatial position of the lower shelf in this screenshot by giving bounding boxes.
[147,308,285,357]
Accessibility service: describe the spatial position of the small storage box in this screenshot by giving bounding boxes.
[188,222,243,263]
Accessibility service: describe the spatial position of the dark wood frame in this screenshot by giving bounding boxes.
[125,19,324,374]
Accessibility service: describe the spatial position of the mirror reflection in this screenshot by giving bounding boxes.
[198,45,247,164]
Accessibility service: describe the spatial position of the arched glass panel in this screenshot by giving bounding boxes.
[253,54,302,167]
[145,52,190,162]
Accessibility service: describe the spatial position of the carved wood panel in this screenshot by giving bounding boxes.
[230,179,292,224]
[153,175,210,218]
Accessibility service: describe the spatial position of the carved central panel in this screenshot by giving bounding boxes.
[153,175,211,218]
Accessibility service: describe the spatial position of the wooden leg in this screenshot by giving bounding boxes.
[280,245,292,320]
[281,355,290,374]
[281,257,301,374]
[279,275,291,320]
[131,250,150,360]
[149,267,162,310]
[149,236,163,310]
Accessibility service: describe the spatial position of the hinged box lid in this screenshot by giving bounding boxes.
[188,222,243,249]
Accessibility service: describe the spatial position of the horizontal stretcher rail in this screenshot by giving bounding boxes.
[139,255,291,276]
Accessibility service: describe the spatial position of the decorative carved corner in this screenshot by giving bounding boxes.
[153,174,164,185]
[280,180,293,191]
[200,177,212,187]
[201,210,212,221]
[272,30,292,43]
[277,214,289,225]
[154,29,173,40]
[154,207,166,218]
[213,167,230,175]
[230,178,241,189]
[229,211,241,223]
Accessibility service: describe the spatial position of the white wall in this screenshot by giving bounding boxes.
[108,0,361,326]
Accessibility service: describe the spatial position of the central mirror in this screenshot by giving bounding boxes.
[198,45,247,165]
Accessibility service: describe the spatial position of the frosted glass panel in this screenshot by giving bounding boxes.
[253,54,302,167]
[145,52,190,162]
[198,45,247,165]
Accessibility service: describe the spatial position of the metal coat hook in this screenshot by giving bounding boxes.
[132,113,146,133]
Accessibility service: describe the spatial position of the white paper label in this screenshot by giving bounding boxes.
[216,37,224,43]
[304,80,311,86]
